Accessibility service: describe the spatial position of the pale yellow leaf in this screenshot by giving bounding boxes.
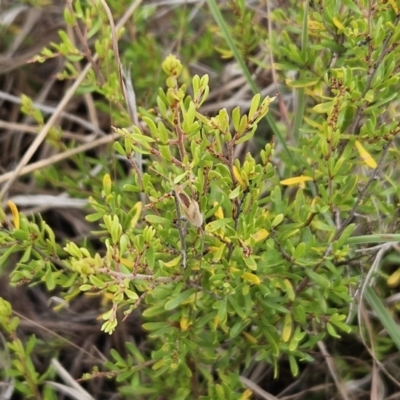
[233,165,247,189]
[7,201,20,229]
[355,140,377,169]
[280,175,313,186]
[251,229,269,243]
[241,272,261,285]
[163,255,182,268]
[282,313,293,342]
[213,202,224,219]
[387,268,400,288]
[242,331,258,344]
[388,0,398,13]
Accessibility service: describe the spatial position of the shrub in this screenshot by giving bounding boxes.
[1,1,400,399]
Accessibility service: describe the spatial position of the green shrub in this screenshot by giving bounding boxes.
[1,0,400,398]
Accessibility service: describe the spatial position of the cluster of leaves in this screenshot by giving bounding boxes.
[0,297,54,399]
[214,0,260,60]
[1,0,400,399]
[0,53,353,397]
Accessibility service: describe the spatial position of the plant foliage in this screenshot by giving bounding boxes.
[1,0,400,398]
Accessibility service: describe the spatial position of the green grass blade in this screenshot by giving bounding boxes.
[346,234,400,245]
[292,0,309,143]
[365,287,400,351]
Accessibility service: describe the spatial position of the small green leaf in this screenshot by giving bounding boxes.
[114,141,126,156]
[326,322,341,338]
[142,305,167,318]
[162,255,182,268]
[89,274,105,288]
[205,218,230,232]
[243,256,257,271]
[248,93,261,121]
[271,214,284,227]
[12,229,29,241]
[306,270,331,289]
[158,123,169,143]
[229,320,247,339]
[288,354,299,376]
[145,215,172,225]
[164,289,196,310]
[44,264,55,291]
[86,212,104,222]
[235,128,255,144]
[217,299,227,324]
[123,184,141,193]
[159,145,172,161]
[147,246,155,269]
[336,223,355,246]
[232,106,241,131]
[228,296,247,319]
[229,185,241,199]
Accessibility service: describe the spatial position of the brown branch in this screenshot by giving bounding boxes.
[66,0,106,86]
[97,268,181,283]
[148,147,184,167]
